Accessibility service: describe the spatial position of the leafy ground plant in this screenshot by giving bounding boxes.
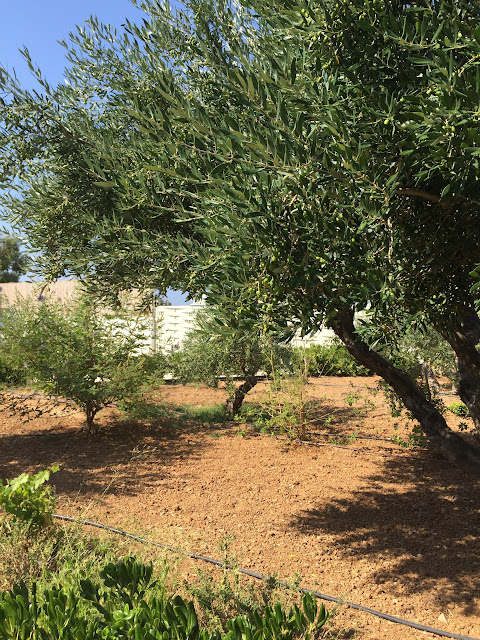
[0,470,331,638]
[0,466,58,529]
[447,402,470,418]
[0,553,329,640]
[0,294,150,433]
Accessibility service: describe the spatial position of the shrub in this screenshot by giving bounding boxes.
[0,295,150,432]
[0,467,58,529]
[0,352,27,386]
[302,340,371,377]
[0,555,328,640]
[447,402,470,418]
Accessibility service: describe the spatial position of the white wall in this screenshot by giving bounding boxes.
[153,305,205,353]
[153,304,335,353]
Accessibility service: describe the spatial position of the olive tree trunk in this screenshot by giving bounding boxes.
[225,375,258,418]
[441,309,480,436]
[85,403,98,434]
[330,307,480,474]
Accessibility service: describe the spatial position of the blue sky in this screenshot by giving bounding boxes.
[0,1,145,90]
[1,1,189,304]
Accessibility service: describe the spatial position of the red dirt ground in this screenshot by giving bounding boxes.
[1,377,479,640]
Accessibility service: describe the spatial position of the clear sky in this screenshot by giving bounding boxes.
[0,0,145,90]
[1,1,189,304]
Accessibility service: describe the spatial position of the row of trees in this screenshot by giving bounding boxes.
[1,0,480,470]
[0,293,295,427]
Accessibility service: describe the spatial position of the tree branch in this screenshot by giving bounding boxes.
[396,188,443,204]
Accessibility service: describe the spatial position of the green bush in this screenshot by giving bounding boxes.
[141,351,168,386]
[169,323,292,389]
[302,340,371,377]
[0,556,328,640]
[0,295,150,432]
[0,352,27,386]
[0,467,58,529]
[447,402,470,418]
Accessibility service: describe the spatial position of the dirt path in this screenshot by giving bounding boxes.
[1,377,479,639]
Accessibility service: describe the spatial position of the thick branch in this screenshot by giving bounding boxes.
[397,188,441,203]
[330,307,480,473]
[396,188,452,208]
[225,375,257,417]
[442,309,480,434]
[443,319,480,383]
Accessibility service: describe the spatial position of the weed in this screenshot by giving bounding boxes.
[330,430,359,446]
[179,404,228,424]
[391,422,427,448]
[186,536,325,636]
[447,402,470,418]
[0,466,59,529]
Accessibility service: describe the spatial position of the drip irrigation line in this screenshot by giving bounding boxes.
[301,381,458,397]
[256,432,422,459]
[307,431,395,443]
[53,513,479,640]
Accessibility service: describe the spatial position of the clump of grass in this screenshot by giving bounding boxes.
[185,536,302,635]
[177,403,228,424]
[447,402,470,418]
[124,399,171,421]
[0,517,171,598]
[125,399,228,426]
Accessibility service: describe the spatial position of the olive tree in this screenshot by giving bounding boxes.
[170,307,293,416]
[0,235,28,282]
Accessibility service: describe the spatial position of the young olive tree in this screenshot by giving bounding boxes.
[0,295,149,432]
[169,308,293,416]
[2,0,480,470]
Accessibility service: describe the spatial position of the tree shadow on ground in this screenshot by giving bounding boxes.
[289,454,480,614]
[0,413,212,500]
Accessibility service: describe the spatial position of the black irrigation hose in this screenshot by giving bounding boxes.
[53,514,479,640]
[307,431,395,443]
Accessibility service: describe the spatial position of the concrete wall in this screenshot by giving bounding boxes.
[0,280,79,305]
[153,304,335,352]
[153,305,205,353]
[0,283,335,352]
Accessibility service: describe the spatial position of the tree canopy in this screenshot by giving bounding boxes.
[1,0,480,470]
[0,236,28,283]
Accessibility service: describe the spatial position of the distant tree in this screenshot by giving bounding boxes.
[0,294,149,432]
[0,236,28,282]
[170,307,293,417]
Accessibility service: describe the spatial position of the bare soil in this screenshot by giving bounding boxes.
[1,377,479,640]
